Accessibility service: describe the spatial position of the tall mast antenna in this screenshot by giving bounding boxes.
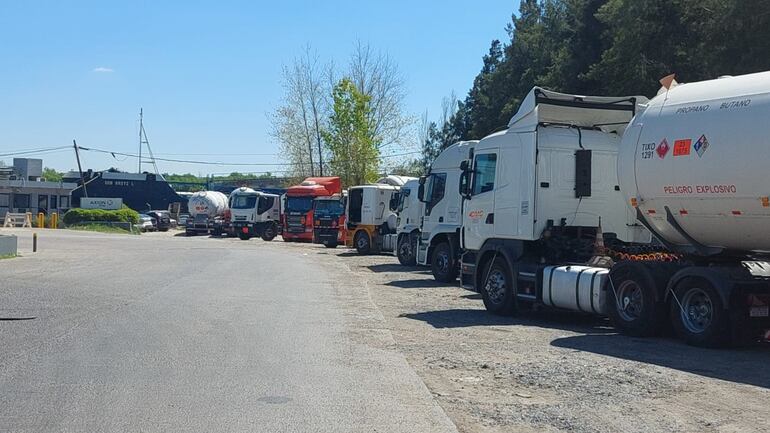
[138,108,164,179]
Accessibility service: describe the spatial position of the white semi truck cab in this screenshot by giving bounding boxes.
[229,187,281,241]
[415,141,478,281]
[386,179,424,265]
[461,78,770,347]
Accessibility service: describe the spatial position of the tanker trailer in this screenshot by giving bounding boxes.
[609,71,770,346]
[185,190,229,236]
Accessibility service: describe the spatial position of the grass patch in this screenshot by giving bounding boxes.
[68,223,138,235]
[0,253,17,260]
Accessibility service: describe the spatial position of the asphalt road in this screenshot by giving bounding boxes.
[0,229,458,433]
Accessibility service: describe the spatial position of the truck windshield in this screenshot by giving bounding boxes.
[286,196,314,213]
[232,195,258,209]
[314,200,344,216]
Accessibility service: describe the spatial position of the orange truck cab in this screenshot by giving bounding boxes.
[282,177,342,242]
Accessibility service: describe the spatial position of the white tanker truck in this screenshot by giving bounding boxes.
[459,72,770,347]
[185,190,230,236]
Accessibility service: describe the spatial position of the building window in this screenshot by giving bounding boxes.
[38,194,48,211]
[13,194,30,210]
[60,196,70,209]
[0,193,9,208]
[50,195,58,209]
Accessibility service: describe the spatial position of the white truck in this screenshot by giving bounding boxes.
[459,76,770,347]
[384,178,424,265]
[229,187,281,241]
[415,141,478,280]
[345,175,417,254]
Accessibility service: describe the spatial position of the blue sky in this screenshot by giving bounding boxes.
[0,1,517,175]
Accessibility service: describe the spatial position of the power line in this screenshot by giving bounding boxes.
[0,146,72,157]
[76,145,421,167]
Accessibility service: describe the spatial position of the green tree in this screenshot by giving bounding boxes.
[321,78,379,186]
[42,167,63,182]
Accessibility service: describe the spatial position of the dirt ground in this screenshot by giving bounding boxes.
[294,242,770,433]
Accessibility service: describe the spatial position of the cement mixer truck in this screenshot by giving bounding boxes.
[459,74,770,347]
[185,190,229,236]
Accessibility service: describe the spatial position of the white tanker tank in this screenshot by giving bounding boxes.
[619,71,770,254]
[188,190,229,218]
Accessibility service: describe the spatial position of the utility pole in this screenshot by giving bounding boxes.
[73,139,88,198]
[138,108,143,173]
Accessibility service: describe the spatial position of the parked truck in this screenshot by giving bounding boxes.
[283,177,342,242]
[229,187,281,241]
[415,141,478,280]
[186,190,229,236]
[345,175,416,255]
[385,179,423,265]
[457,75,770,347]
[313,193,346,248]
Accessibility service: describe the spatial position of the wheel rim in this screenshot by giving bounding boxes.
[484,268,507,305]
[399,242,412,260]
[616,280,644,322]
[680,287,713,334]
[265,227,274,238]
[436,251,449,274]
[357,234,367,249]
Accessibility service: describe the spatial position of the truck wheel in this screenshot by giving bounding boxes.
[354,231,371,255]
[397,235,416,266]
[481,257,517,315]
[261,224,277,241]
[238,232,250,241]
[670,278,730,347]
[431,242,457,282]
[607,262,664,337]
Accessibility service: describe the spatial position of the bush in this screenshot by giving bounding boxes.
[63,206,139,226]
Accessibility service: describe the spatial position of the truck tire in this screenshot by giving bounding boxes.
[670,278,730,347]
[261,224,277,241]
[354,230,371,255]
[607,262,664,337]
[238,232,250,241]
[481,257,517,315]
[431,242,457,282]
[397,235,416,266]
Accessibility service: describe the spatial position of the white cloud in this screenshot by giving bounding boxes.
[92,67,114,73]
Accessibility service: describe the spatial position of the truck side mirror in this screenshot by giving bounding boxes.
[417,176,426,203]
[459,160,469,171]
[459,171,470,199]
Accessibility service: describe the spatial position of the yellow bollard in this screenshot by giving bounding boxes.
[37,212,44,229]
[50,212,58,229]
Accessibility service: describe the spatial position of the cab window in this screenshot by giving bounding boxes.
[472,153,497,195]
[425,173,446,214]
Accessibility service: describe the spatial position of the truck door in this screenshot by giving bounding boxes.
[463,151,498,251]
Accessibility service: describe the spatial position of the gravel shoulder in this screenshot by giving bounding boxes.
[307,244,770,433]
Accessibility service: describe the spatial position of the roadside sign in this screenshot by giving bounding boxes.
[80,197,123,210]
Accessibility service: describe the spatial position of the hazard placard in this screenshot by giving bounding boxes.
[673,139,692,156]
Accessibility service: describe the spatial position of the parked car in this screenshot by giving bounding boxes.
[146,210,172,232]
[178,214,190,227]
[136,214,155,232]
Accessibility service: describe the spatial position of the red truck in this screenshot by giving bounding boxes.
[282,177,342,242]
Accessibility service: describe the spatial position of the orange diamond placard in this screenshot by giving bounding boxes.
[673,139,692,156]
